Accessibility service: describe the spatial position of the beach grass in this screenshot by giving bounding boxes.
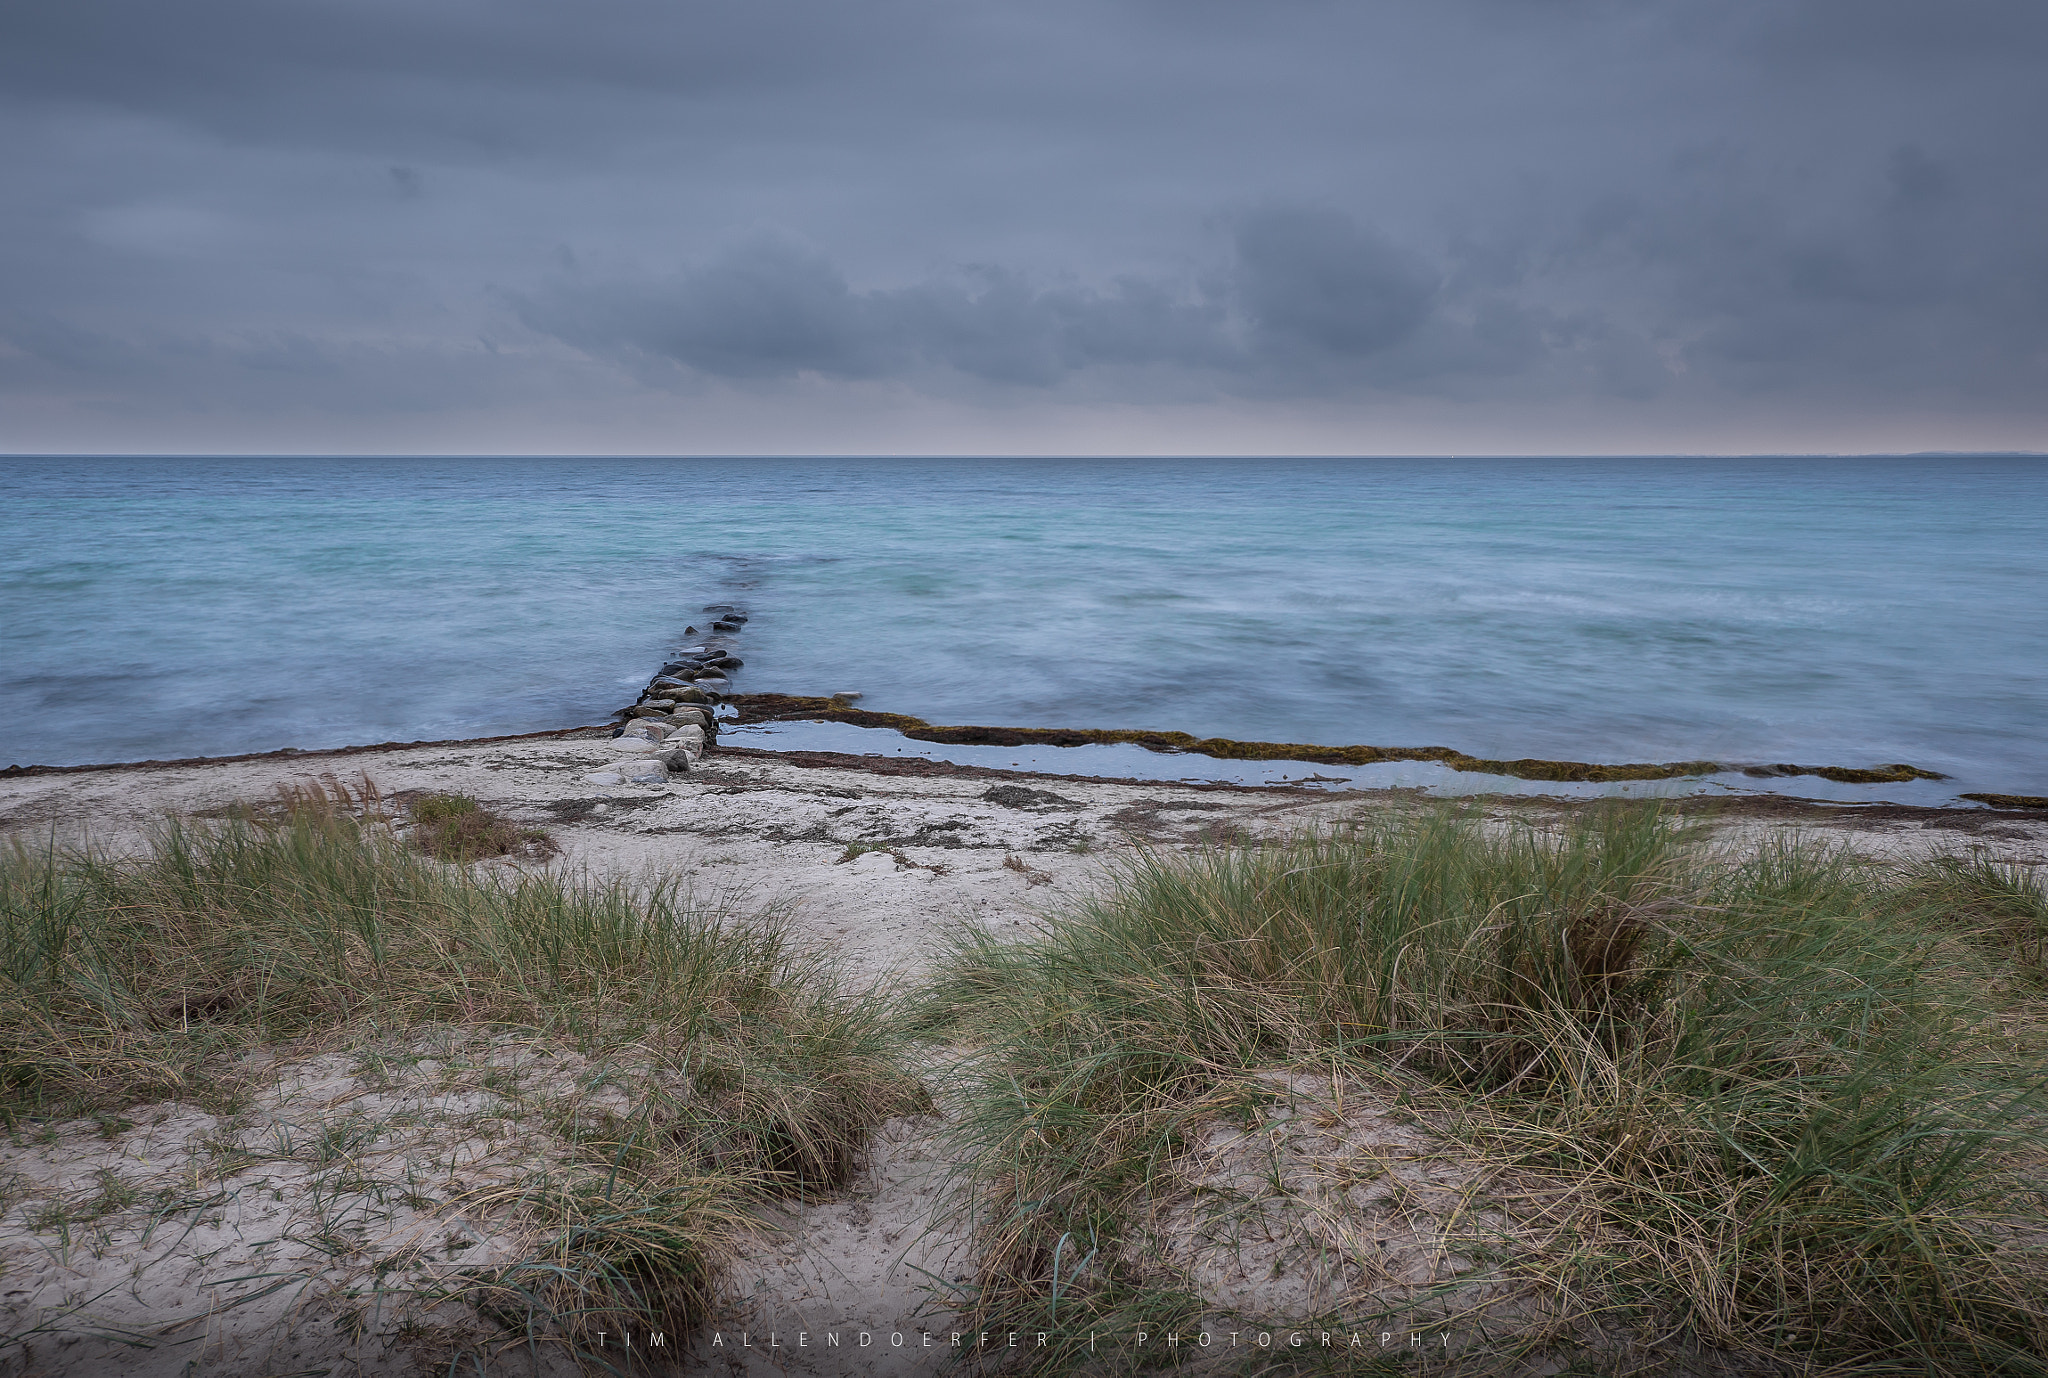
[916,803,2048,1374]
[1891,849,2048,982]
[405,788,558,863]
[0,785,925,1359]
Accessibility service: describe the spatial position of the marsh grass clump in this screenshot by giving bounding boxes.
[918,805,2048,1375]
[0,784,925,1357]
[1890,850,2048,980]
[407,790,556,862]
[462,1170,753,1348]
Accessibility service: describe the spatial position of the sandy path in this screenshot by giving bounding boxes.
[3,731,2042,1376]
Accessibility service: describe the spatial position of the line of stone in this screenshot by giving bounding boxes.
[580,605,749,788]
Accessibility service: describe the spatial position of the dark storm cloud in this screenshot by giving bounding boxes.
[3,0,2046,446]
[531,239,889,383]
[514,210,1434,391]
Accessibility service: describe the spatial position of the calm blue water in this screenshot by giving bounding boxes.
[2,456,2043,799]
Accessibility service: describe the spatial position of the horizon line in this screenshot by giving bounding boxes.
[6,450,2047,462]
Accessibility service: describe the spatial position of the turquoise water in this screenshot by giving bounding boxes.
[2,456,2043,799]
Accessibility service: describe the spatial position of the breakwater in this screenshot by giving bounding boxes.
[578,605,749,787]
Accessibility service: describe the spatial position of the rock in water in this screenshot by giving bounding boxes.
[620,608,743,729]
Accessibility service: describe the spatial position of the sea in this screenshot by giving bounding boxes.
[3,455,2043,805]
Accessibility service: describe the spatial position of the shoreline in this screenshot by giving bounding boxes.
[0,722,614,780]
[7,598,2039,808]
[6,716,2043,817]
[4,723,2044,856]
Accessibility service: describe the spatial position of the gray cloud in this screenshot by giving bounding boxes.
[1234,210,1437,362]
[517,209,1455,393]
[534,239,889,383]
[518,216,1369,390]
[3,0,2045,449]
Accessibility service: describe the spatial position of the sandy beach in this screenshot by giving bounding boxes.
[2,729,2043,1376]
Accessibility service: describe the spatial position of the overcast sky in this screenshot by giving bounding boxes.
[4,0,2045,455]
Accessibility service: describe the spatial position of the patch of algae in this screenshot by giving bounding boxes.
[1801,764,1950,784]
[727,694,1945,787]
[1960,792,2048,810]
